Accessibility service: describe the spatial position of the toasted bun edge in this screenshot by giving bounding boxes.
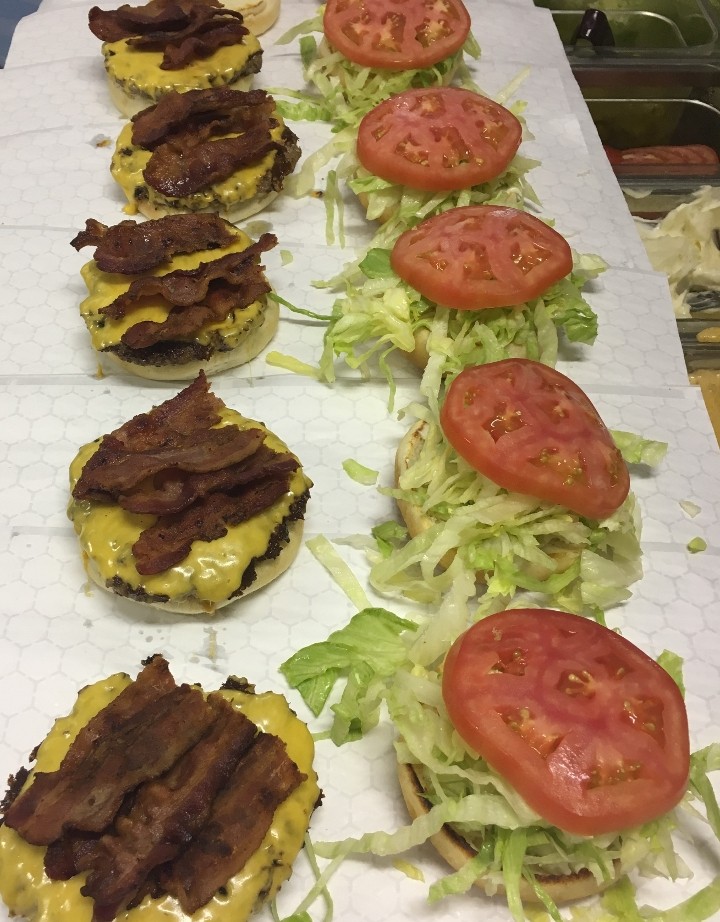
[134,188,281,224]
[395,420,457,570]
[220,0,280,34]
[397,761,623,904]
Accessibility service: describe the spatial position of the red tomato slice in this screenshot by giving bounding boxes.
[390,205,573,310]
[439,359,630,520]
[356,88,522,192]
[614,144,719,166]
[602,145,623,166]
[323,0,471,71]
[442,609,690,836]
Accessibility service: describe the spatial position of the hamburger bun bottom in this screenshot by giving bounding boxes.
[83,516,305,615]
[395,420,457,570]
[99,297,279,381]
[395,420,579,578]
[397,761,623,904]
[133,188,281,224]
[107,71,255,119]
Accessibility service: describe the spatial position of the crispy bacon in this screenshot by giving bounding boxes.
[70,215,236,275]
[102,237,274,317]
[98,372,222,450]
[145,123,281,197]
[93,233,276,349]
[160,733,306,914]
[3,660,214,845]
[89,1,195,42]
[79,695,258,921]
[133,476,296,574]
[45,831,104,882]
[89,1,251,72]
[119,443,297,515]
[5,657,314,922]
[131,87,275,149]
[130,12,249,71]
[3,655,170,836]
[73,426,269,501]
[72,373,301,576]
[128,88,299,198]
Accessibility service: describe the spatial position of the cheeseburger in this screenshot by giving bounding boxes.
[71,214,280,380]
[67,372,311,614]
[0,654,320,922]
[110,86,301,222]
[89,0,263,117]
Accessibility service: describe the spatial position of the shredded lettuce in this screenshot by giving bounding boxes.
[272,11,480,131]
[280,606,417,742]
[306,534,371,613]
[687,537,708,554]
[316,251,600,399]
[369,414,643,615]
[612,430,668,467]
[342,458,379,485]
[680,499,702,518]
[281,598,720,922]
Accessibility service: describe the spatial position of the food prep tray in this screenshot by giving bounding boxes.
[587,96,720,179]
[1,1,720,921]
[535,0,719,55]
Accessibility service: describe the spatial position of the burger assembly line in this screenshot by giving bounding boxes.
[0,1,719,922]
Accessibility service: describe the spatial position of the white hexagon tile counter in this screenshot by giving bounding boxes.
[1,0,720,921]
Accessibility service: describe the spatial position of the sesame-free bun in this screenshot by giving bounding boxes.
[398,762,623,904]
[81,515,306,615]
[100,297,279,381]
[134,188,281,223]
[220,0,280,34]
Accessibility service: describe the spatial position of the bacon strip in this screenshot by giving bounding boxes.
[89,1,193,42]
[74,427,267,501]
[119,444,297,515]
[72,373,301,576]
[160,733,306,914]
[144,124,280,197]
[95,372,222,450]
[79,696,258,921]
[3,660,214,845]
[70,214,236,275]
[92,234,276,349]
[89,1,251,71]
[128,88,299,198]
[132,476,296,574]
[130,14,249,71]
[102,238,274,317]
[131,87,274,149]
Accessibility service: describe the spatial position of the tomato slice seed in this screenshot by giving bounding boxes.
[623,697,665,745]
[557,669,595,697]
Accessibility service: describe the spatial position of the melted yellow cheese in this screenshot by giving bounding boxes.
[67,408,312,608]
[103,34,261,104]
[110,119,285,215]
[78,229,263,352]
[0,674,319,922]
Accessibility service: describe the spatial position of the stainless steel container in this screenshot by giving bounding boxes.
[536,0,718,56]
